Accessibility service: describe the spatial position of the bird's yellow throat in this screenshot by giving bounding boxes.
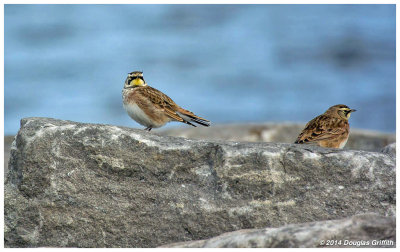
[130,78,145,86]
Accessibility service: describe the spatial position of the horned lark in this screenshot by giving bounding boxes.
[295,104,356,149]
[122,71,210,131]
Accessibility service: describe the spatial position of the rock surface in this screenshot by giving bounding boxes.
[4,122,395,174]
[161,213,395,248]
[4,136,14,177]
[5,117,396,247]
[381,142,396,158]
[161,123,395,152]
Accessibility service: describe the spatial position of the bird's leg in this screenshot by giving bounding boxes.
[144,126,152,131]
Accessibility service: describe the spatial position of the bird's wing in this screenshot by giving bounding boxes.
[177,107,209,122]
[295,115,347,144]
[135,86,185,122]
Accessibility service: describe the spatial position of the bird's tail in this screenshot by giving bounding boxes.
[177,108,210,127]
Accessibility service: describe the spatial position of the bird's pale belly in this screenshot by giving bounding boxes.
[338,136,349,149]
[123,102,166,128]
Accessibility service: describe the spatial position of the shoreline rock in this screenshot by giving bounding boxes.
[4,136,14,177]
[4,122,395,174]
[160,213,395,248]
[5,118,396,247]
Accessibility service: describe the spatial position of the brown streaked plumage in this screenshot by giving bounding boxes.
[122,71,210,131]
[295,104,356,148]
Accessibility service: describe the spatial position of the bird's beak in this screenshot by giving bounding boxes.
[350,109,357,112]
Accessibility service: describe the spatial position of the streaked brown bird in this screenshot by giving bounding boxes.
[295,104,356,148]
[122,71,210,131]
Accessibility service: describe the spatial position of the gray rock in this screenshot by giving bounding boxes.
[3,122,394,176]
[5,117,395,247]
[4,136,14,177]
[381,143,396,158]
[161,123,395,152]
[161,213,395,248]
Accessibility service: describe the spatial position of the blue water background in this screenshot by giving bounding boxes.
[5,4,396,135]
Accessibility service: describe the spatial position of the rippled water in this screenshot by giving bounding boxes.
[5,4,396,135]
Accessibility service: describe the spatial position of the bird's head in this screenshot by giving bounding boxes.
[124,71,147,88]
[326,104,356,120]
